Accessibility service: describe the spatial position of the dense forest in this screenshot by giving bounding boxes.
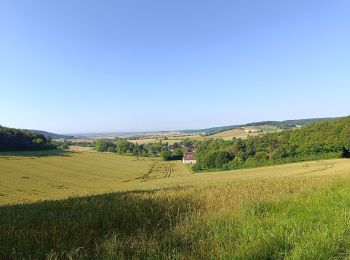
[193,117,350,172]
[0,126,56,151]
[245,117,337,130]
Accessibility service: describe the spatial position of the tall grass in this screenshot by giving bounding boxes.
[1,175,350,259]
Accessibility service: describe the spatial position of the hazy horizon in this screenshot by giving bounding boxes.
[1,113,346,135]
[1,0,349,133]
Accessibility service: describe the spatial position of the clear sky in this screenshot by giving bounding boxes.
[0,0,349,134]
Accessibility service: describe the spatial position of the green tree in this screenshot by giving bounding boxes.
[161,149,172,161]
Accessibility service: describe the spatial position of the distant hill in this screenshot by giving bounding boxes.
[0,126,57,151]
[186,117,341,135]
[244,118,338,129]
[28,130,75,139]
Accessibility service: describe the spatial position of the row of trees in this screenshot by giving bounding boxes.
[95,139,184,160]
[193,117,350,171]
[0,126,56,151]
[59,140,96,149]
[160,148,183,161]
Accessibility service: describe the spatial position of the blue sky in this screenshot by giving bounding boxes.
[0,0,349,134]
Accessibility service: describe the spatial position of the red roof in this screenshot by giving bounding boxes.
[183,152,196,161]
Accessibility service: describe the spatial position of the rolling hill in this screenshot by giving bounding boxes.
[28,130,74,139]
[186,117,340,135]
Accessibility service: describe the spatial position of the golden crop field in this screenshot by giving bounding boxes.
[0,151,190,205]
[209,128,255,139]
[1,150,350,205]
[2,150,350,258]
[208,125,281,140]
[128,138,182,144]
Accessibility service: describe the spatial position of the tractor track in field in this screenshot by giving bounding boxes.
[299,161,336,176]
[133,161,156,182]
[164,162,173,178]
[134,160,175,182]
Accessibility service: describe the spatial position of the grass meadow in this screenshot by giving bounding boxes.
[1,151,350,258]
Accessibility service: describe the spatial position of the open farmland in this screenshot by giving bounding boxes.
[128,125,281,143]
[208,128,253,139]
[207,125,281,140]
[253,124,281,132]
[1,150,350,205]
[1,152,350,258]
[67,124,283,145]
[0,151,190,205]
[128,138,183,145]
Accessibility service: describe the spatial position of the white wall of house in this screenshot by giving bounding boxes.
[183,159,197,164]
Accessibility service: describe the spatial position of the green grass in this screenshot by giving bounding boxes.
[200,184,350,259]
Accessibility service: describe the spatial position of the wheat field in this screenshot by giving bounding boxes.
[1,150,349,205]
[0,151,189,205]
[2,151,350,258]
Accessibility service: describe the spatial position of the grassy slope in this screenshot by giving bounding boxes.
[209,128,252,139]
[1,173,350,258]
[254,124,282,132]
[208,125,281,140]
[2,151,350,258]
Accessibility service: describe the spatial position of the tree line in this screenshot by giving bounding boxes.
[192,117,350,172]
[0,126,56,151]
[95,139,185,160]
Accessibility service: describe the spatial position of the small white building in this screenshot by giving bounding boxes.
[182,152,197,164]
[244,128,259,133]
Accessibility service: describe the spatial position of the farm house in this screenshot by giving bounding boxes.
[182,152,197,164]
